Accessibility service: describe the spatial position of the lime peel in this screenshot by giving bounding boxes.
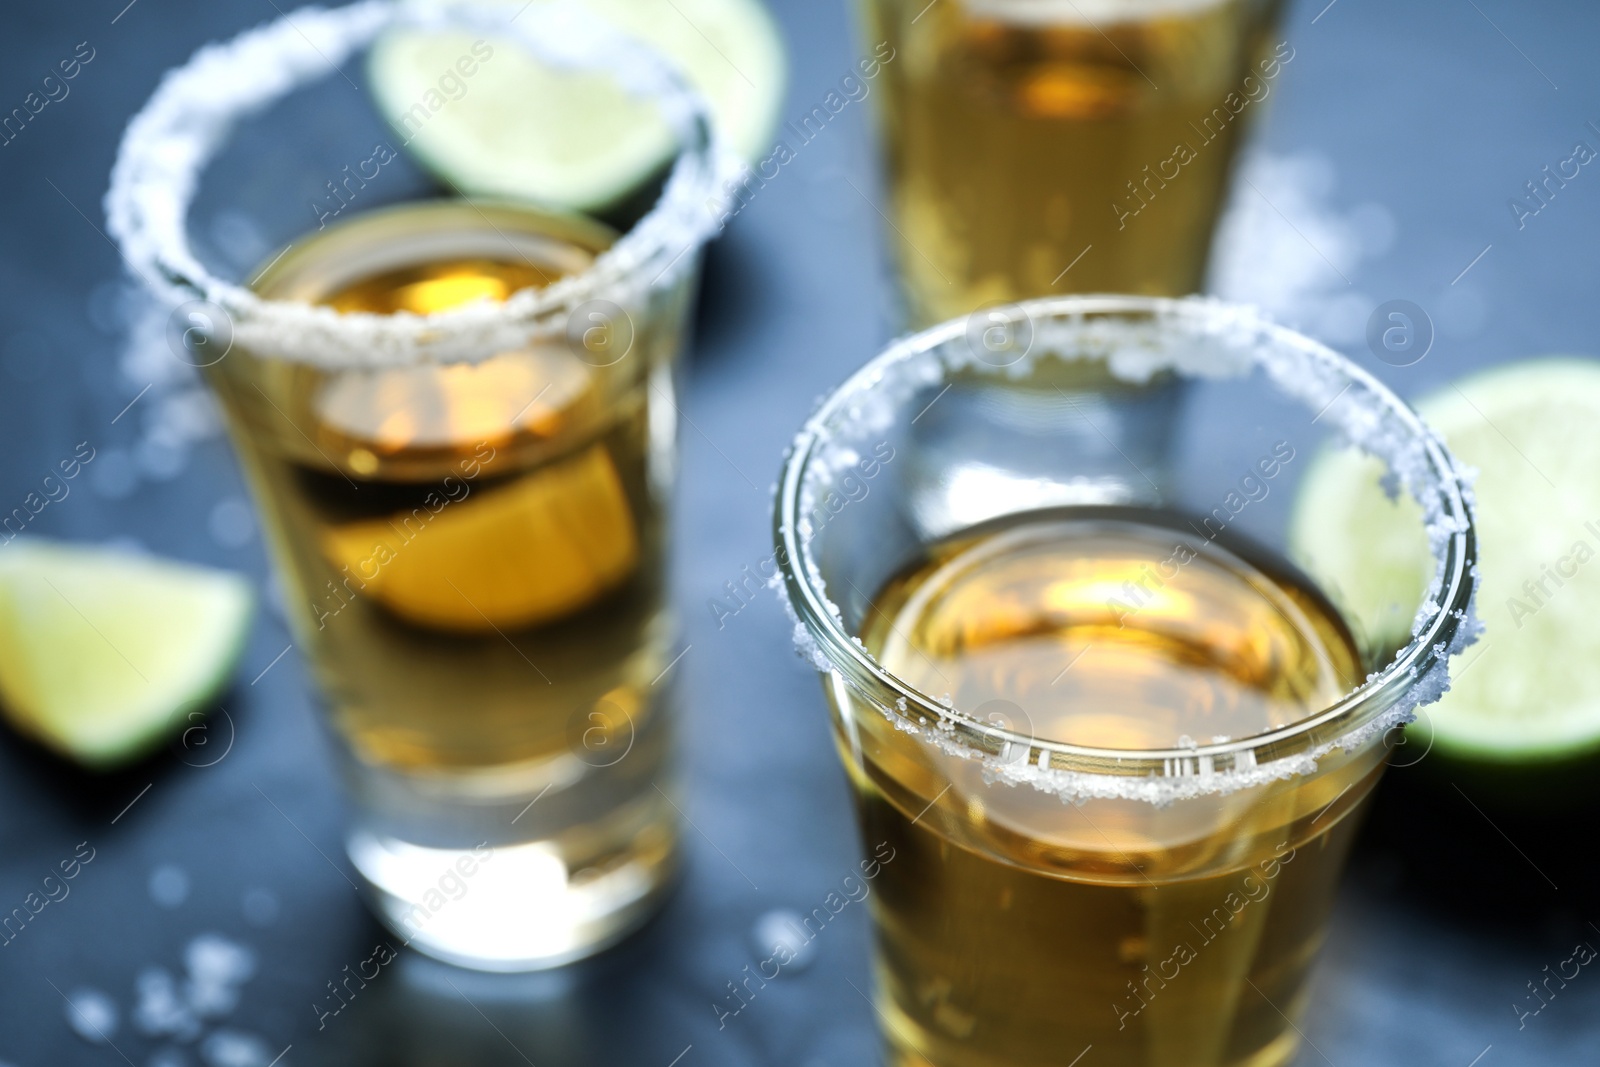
[0,540,254,770]
[369,0,787,212]
[1293,357,1600,763]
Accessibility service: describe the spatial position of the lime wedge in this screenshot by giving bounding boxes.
[320,443,638,633]
[1290,358,1600,763]
[0,540,253,769]
[368,0,787,212]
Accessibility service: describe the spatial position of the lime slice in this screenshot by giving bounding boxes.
[320,443,639,633]
[1290,358,1600,763]
[0,541,253,769]
[368,0,787,212]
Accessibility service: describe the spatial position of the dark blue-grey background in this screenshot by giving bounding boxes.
[1,0,1597,1064]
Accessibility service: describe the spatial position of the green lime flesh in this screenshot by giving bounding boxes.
[1290,358,1600,763]
[0,540,253,770]
[368,0,788,212]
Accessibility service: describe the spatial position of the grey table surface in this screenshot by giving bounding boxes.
[1,0,1598,1064]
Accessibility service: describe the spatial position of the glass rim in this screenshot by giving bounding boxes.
[103,0,741,368]
[774,294,1480,788]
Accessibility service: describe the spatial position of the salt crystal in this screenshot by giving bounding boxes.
[198,1029,273,1067]
[185,979,240,1020]
[208,498,256,548]
[64,988,118,1044]
[185,934,256,988]
[149,865,191,909]
[89,447,139,500]
[750,909,817,973]
[133,968,201,1041]
[135,436,186,481]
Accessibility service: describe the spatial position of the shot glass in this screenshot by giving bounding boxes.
[774,296,1478,1066]
[107,1,735,970]
[857,0,1286,325]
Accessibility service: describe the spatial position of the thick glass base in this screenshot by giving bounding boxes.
[350,815,676,970]
[348,789,677,971]
[339,715,679,971]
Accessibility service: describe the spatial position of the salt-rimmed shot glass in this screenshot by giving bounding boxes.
[106,1,736,970]
[774,296,1477,1067]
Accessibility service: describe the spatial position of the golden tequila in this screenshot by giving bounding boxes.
[207,201,689,966]
[844,508,1376,1067]
[860,0,1284,325]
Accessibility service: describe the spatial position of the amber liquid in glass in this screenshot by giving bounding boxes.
[846,508,1373,1067]
[244,250,668,774]
[861,0,1282,325]
[208,202,684,965]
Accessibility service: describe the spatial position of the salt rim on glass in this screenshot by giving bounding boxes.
[103,0,745,369]
[772,295,1482,805]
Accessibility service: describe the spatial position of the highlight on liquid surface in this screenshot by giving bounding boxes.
[873,509,1357,751]
[319,256,557,316]
[294,246,647,645]
[839,508,1378,1067]
[860,0,1283,324]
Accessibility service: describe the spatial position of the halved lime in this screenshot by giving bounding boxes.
[320,443,638,632]
[1290,358,1600,763]
[0,540,253,769]
[368,0,787,212]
